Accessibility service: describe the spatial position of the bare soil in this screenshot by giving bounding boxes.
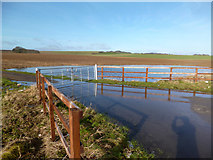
[1,71,36,82]
[2,53,212,69]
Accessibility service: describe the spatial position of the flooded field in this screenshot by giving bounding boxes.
[8,65,212,82]
[6,66,212,158]
[53,81,211,158]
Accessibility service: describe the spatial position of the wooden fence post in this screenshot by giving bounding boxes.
[195,68,198,82]
[145,68,148,82]
[122,67,124,82]
[42,77,46,114]
[38,72,42,101]
[69,108,80,159]
[48,85,55,141]
[170,67,173,81]
[101,67,103,79]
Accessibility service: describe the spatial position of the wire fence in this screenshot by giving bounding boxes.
[38,65,97,86]
[36,65,213,85]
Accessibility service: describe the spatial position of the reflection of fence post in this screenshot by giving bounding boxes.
[145,68,148,82]
[145,87,147,99]
[88,67,90,80]
[94,64,97,80]
[51,70,53,82]
[36,68,38,88]
[170,67,173,81]
[122,67,124,82]
[71,67,73,82]
[80,68,82,82]
[48,85,55,141]
[101,67,103,79]
[195,68,198,82]
[38,72,42,101]
[121,85,124,96]
[62,70,64,84]
[42,77,46,114]
[101,83,103,94]
[69,108,80,159]
[168,89,171,101]
[94,83,97,97]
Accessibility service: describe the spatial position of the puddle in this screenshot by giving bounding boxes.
[54,82,211,158]
[7,65,212,82]
[6,66,212,158]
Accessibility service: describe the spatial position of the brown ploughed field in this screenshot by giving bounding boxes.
[2,52,212,69]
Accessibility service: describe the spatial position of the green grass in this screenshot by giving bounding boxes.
[88,79,212,94]
[2,86,47,159]
[1,78,26,96]
[2,69,73,82]
[3,69,212,94]
[2,80,155,159]
[40,51,212,60]
[2,69,36,75]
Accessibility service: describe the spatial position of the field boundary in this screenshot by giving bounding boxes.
[36,69,83,159]
[97,66,213,82]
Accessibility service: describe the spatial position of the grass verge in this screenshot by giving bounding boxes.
[3,69,212,94]
[1,79,154,159]
[1,78,26,96]
[87,79,212,94]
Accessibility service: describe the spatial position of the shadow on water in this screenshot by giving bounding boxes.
[172,116,199,158]
[100,95,148,140]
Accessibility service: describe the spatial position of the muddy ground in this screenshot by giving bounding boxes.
[2,53,212,69]
[2,52,212,84]
[1,71,36,82]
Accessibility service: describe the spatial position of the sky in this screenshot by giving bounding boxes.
[2,2,211,55]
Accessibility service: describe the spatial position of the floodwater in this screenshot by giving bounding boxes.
[7,65,212,82]
[53,81,211,158]
[7,66,212,158]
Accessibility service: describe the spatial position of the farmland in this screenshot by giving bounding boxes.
[2,51,212,69]
[40,51,212,60]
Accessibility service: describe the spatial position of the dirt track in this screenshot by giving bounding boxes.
[2,53,212,69]
[1,71,36,82]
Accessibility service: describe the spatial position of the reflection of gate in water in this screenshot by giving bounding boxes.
[98,83,209,103]
[54,82,97,101]
[50,82,209,104]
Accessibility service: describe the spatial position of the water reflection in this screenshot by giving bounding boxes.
[55,81,211,158]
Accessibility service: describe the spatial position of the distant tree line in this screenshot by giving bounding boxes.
[193,54,209,56]
[95,51,210,56]
[95,50,132,54]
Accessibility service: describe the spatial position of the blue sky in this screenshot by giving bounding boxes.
[2,2,211,55]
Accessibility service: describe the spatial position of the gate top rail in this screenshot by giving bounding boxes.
[38,65,92,71]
